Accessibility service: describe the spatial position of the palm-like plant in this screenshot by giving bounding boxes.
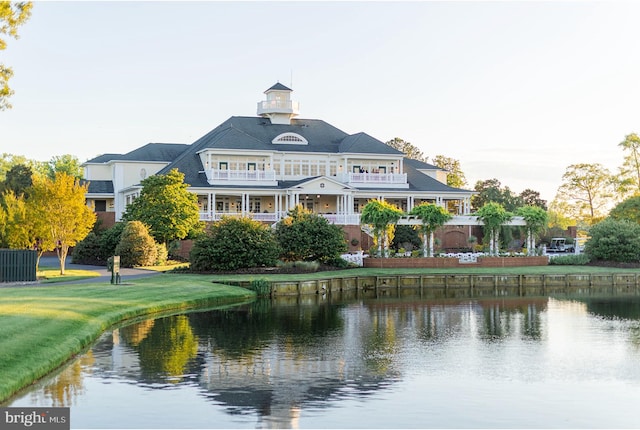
[409,203,452,256]
[516,205,548,255]
[476,202,512,256]
[360,199,404,257]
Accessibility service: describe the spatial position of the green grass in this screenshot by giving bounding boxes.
[38,267,102,283]
[0,274,255,404]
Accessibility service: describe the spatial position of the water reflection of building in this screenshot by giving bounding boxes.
[21,296,552,427]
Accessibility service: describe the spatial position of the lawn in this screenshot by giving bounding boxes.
[0,274,255,404]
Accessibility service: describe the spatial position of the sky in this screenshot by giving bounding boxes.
[2,1,640,203]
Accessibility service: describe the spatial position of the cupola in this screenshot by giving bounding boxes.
[256,82,300,125]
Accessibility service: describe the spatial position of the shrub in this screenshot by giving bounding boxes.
[249,279,271,297]
[548,254,591,265]
[277,260,321,272]
[98,222,126,261]
[71,232,103,265]
[275,206,347,263]
[584,218,640,263]
[190,216,280,271]
[115,221,158,267]
[155,242,168,266]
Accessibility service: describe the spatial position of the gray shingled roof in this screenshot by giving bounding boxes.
[81,179,114,194]
[403,158,472,193]
[266,82,292,92]
[339,132,403,155]
[84,143,188,164]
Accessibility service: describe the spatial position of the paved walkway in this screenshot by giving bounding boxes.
[3,256,161,287]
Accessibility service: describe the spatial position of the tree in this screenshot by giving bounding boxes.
[0,190,30,248]
[1,1,33,110]
[472,178,523,212]
[384,137,428,163]
[41,154,83,180]
[476,202,512,256]
[617,133,640,197]
[515,205,548,255]
[275,205,347,264]
[519,189,547,210]
[360,199,404,257]
[555,163,614,225]
[0,153,32,181]
[115,221,158,268]
[29,172,96,274]
[431,155,468,188]
[609,195,640,224]
[190,216,280,271]
[409,203,452,257]
[123,169,203,244]
[1,163,32,196]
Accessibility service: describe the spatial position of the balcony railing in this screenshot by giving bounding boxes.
[256,100,300,115]
[338,172,407,185]
[206,169,276,182]
[199,212,361,225]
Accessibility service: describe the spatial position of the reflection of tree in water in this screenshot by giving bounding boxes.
[136,315,198,382]
[119,319,155,346]
[40,351,95,407]
[581,297,640,321]
[478,299,547,341]
[188,299,344,358]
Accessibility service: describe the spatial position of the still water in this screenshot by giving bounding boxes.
[8,294,640,429]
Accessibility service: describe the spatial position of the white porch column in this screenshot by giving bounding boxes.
[464,197,471,214]
[241,193,248,214]
[436,196,444,208]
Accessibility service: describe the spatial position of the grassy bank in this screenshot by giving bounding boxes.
[0,274,255,403]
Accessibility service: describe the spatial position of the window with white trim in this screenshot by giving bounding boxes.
[272,133,308,145]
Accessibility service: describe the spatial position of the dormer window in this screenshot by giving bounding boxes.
[272,132,308,145]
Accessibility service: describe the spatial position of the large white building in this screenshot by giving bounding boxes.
[83,83,475,247]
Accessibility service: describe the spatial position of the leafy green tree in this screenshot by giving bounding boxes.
[40,154,83,180]
[516,205,548,255]
[617,133,640,197]
[115,221,158,268]
[0,153,32,181]
[472,178,522,212]
[609,195,640,225]
[275,205,347,264]
[519,189,547,210]
[1,163,32,196]
[555,163,614,225]
[431,155,467,188]
[29,172,96,274]
[360,199,404,257]
[584,218,640,263]
[476,202,512,255]
[1,1,32,110]
[409,203,452,256]
[190,216,280,271]
[123,168,203,244]
[384,137,428,163]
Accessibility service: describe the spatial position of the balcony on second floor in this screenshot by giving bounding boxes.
[337,172,409,189]
[205,169,277,186]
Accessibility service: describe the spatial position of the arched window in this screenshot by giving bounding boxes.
[272,133,308,145]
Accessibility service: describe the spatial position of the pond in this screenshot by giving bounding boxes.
[7,293,640,429]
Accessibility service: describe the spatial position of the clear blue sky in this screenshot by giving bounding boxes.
[2,1,640,203]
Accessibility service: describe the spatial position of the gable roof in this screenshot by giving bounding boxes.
[403,158,472,193]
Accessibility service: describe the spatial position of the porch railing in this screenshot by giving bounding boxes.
[199,212,361,225]
[206,169,276,182]
[338,172,407,185]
